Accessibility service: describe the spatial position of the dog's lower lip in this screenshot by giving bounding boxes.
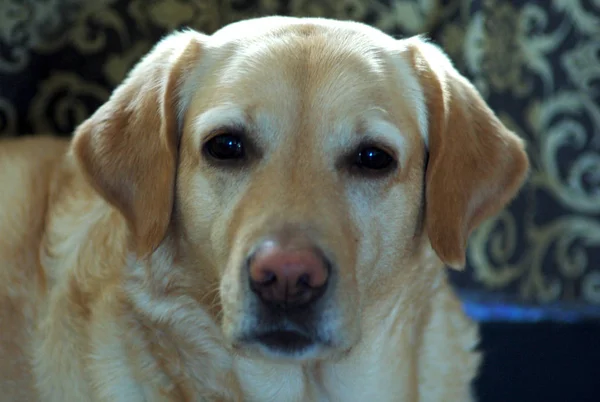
[255,330,314,351]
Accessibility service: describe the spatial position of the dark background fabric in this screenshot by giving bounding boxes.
[1,0,598,312]
[1,1,599,401]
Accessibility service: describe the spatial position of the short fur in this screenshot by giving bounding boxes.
[0,17,528,402]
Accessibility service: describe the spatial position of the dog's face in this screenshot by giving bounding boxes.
[73,17,528,362]
[176,21,430,360]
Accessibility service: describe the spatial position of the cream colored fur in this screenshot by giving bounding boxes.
[0,16,528,402]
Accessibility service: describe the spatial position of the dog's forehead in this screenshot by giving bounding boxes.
[225,28,413,116]
[222,36,388,117]
[184,19,427,156]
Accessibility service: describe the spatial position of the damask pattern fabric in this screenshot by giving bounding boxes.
[1,0,598,312]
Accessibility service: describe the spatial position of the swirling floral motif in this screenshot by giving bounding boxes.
[458,0,525,97]
[0,0,598,307]
[29,73,110,135]
[437,0,599,305]
[553,0,600,35]
[562,41,600,97]
[129,0,222,34]
[379,0,440,34]
[68,4,129,54]
[469,209,525,289]
[0,0,30,72]
[471,84,600,303]
[0,0,116,73]
[289,0,369,21]
[480,1,530,95]
[288,0,438,34]
[216,0,284,26]
[527,92,600,214]
[524,217,600,303]
[463,0,568,98]
[519,3,570,96]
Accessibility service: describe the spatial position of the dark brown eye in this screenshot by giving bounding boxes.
[355,147,394,171]
[205,134,245,160]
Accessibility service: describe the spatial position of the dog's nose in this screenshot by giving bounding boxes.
[248,241,329,308]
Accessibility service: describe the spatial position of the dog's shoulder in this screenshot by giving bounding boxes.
[0,135,69,291]
[0,135,69,401]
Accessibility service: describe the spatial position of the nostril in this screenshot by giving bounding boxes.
[297,273,311,288]
[255,269,277,287]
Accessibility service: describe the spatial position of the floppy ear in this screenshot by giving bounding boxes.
[405,38,529,269]
[72,31,205,257]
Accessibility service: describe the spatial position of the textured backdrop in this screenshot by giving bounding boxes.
[1,0,598,314]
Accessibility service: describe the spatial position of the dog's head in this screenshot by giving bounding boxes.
[72,17,528,362]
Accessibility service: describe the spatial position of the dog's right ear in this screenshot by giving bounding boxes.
[72,31,206,257]
[403,37,529,270]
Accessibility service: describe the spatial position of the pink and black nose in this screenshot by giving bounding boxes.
[248,241,330,309]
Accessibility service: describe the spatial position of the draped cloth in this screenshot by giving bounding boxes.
[1,0,598,319]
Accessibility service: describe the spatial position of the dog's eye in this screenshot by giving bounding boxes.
[205,134,245,160]
[355,147,394,171]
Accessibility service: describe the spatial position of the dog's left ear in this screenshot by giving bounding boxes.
[403,37,529,269]
[72,31,205,257]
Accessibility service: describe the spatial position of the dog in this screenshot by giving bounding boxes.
[0,16,528,401]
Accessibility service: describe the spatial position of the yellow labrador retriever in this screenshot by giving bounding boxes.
[0,16,528,402]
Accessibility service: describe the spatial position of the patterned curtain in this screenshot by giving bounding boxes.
[1,0,598,319]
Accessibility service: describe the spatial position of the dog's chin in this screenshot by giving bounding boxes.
[233,330,338,363]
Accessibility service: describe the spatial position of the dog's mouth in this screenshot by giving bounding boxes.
[255,330,315,352]
[237,327,330,360]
